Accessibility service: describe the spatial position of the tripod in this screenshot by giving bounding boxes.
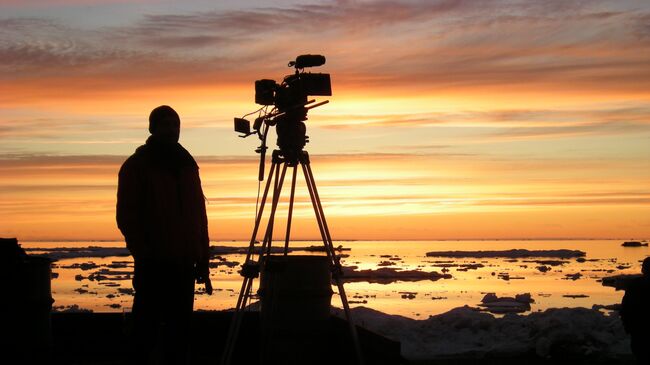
[220,149,364,365]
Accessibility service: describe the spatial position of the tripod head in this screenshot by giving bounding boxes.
[234,54,331,180]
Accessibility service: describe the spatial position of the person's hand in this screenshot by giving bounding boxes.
[196,273,213,295]
[195,260,212,295]
[196,275,212,295]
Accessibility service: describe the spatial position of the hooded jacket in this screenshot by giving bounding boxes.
[116,136,209,267]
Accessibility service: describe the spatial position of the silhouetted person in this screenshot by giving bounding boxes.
[117,105,212,365]
[621,257,650,365]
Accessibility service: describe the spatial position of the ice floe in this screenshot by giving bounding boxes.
[52,304,93,313]
[478,293,533,314]
[426,249,586,259]
[563,273,582,281]
[340,266,451,284]
[523,259,570,266]
[563,294,589,299]
[621,241,648,247]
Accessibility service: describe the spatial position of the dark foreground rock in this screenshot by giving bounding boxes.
[11,311,401,365]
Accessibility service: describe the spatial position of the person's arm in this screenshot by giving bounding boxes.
[621,290,630,333]
[116,158,147,258]
[194,169,212,294]
[620,282,638,334]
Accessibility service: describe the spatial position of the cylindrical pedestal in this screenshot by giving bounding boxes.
[0,238,53,362]
[259,255,333,364]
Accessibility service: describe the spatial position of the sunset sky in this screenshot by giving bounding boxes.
[1,0,649,241]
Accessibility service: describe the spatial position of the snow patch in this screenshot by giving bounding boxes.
[336,306,630,360]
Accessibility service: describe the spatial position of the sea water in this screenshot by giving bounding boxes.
[21,239,649,318]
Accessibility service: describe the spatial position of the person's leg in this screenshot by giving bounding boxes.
[161,262,196,365]
[131,259,162,365]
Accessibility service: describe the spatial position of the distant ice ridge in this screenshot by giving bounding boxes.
[337,306,630,360]
[426,249,586,258]
[25,246,131,260]
[25,245,348,260]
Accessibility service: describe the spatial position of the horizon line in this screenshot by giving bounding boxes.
[16,237,649,243]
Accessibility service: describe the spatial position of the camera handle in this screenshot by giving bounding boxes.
[255,124,270,182]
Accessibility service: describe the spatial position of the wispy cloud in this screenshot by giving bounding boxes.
[317,104,650,140]
[488,122,648,141]
[2,0,649,98]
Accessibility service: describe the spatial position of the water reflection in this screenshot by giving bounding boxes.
[23,240,648,318]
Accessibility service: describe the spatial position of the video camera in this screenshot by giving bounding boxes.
[234,54,331,165]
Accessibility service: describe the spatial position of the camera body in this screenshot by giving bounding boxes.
[255,73,332,110]
[235,55,331,157]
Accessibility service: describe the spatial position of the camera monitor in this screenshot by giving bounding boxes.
[234,118,251,135]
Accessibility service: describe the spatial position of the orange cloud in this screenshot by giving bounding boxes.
[2,1,650,105]
[1,152,648,240]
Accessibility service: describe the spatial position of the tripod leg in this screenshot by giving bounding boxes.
[221,159,279,365]
[243,160,277,263]
[300,158,337,259]
[299,163,332,261]
[261,162,288,257]
[221,276,254,365]
[284,164,298,256]
[255,161,294,363]
[301,158,366,365]
[228,160,287,365]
